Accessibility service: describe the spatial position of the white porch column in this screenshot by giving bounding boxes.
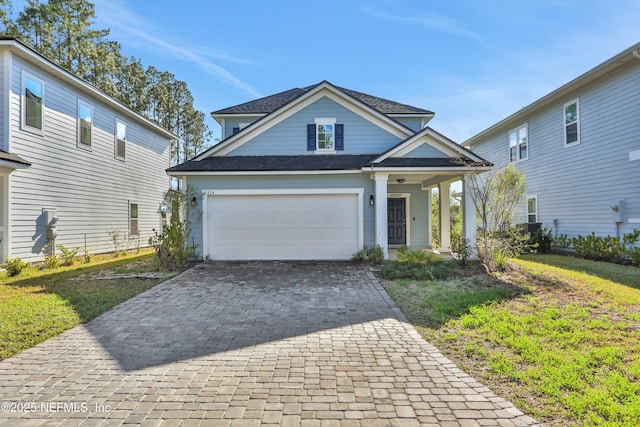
[439,181,451,253]
[374,173,389,259]
[463,174,478,259]
[426,188,433,247]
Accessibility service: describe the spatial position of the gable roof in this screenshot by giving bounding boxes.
[0,36,177,140]
[197,81,424,160]
[464,42,640,148]
[374,126,487,164]
[0,150,31,169]
[212,81,434,117]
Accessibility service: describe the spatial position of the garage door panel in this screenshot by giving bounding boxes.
[207,193,360,260]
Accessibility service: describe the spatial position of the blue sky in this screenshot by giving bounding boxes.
[12,1,640,145]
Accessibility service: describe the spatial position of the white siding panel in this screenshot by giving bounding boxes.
[7,56,171,262]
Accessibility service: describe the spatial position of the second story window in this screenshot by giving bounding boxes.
[315,118,336,151]
[307,119,343,153]
[564,99,580,146]
[509,124,528,162]
[78,101,92,148]
[115,119,127,160]
[22,73,44,132]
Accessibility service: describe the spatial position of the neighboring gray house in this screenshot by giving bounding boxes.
[168,81,490,260]
[0,36,175,262]
[464,43,640,240]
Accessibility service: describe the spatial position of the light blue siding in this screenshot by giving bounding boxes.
[470,60,640,240]
[6,55,171,262]
[228,96,403,155]
[223,116,260,139]
[185,174,434,258]
[400,143,449,158]
[395,117,422,132]
[185,174,376,258]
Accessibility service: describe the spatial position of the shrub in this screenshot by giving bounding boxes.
[149,189,197,268]
[568,230,639,264]
[396,248,443,264]
[352,245,384,264]
[56,245,79,266]
[108,230,126,257]
[44,252,60,269]
[492,249,509,271]
[4,257,29,277]
[630,247,640,267]
[452,236,472,266]
[571,232,624,262]
[530,226,553,253]
[553,234,571,249]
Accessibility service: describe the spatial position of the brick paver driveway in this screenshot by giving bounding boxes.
[0,262,540,426]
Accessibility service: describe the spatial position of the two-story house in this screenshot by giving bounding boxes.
[0,36,175,263]
[464,43,640,241]
[168,81,491,260]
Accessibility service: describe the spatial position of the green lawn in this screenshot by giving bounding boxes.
[381,255,640,427]
[0,251,180,360]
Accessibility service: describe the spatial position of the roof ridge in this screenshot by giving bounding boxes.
[211,81,433,116]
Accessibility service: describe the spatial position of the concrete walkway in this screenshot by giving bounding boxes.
[0,262,540,426]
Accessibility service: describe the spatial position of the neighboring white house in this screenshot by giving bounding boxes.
[464,42,640,240]
[168,81,491,261]
[0,36,175,262]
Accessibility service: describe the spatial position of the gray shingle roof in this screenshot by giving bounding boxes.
[212,81,433,116]
[168,155,378,172]
[167,154,488,173]
[0,150,31,166]
[372,157,492,168]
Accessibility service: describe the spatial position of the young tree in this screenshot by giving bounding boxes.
[466,164,527,272]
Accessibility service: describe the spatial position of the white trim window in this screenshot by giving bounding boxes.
[22,72,44,133]
[315,118,336,152]
[564,99,580,146]
[129,202,139,236]
[115,119,127,160]
[509,124,528,162]
[527,196,538,223]
[78,100,92,148]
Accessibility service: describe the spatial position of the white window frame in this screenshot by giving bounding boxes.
[129,202,139,236]
[508,123,528,162]
[563,99,580,147]
[77,100,93,149]
[526,195,538,223]
[21,72,45,134]
[314,118,336,154]
[115,118,127,160]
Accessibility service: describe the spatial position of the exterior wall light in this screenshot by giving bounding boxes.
[191,196,197,207]
[369,195,375,205]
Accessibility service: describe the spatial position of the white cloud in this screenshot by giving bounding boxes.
[92,0,261,98]
[360,5,480,40]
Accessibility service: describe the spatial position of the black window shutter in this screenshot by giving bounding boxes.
[232,127,240,135]
[335,124,344,151]
[307,124,316,151]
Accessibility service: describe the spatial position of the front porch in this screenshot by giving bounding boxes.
[372,170,483,260]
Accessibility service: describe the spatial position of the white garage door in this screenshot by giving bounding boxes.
[205,190,362,260]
